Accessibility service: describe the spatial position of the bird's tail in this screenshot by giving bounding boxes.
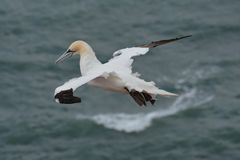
[120,73,177,106]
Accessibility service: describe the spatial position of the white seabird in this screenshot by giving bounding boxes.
[54,35,191,106]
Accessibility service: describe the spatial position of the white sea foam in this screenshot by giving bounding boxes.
[76,89,214,133]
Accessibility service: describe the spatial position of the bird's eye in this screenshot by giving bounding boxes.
[67,49,73,53]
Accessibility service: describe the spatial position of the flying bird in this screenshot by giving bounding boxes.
[54,35,191,106]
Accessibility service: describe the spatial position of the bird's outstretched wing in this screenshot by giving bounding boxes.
[54,71,104,104]
[110,35,192,68]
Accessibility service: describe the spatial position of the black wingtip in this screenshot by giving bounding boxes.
[139,34,192,48]
[55,89,81,104]
[177,35,192,39]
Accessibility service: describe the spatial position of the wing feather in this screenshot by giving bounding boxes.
[139,35,192,48]
[109,35,191,70]
[54,72,103,95]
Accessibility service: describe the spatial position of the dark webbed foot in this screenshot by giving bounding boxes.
[125,87,156,106]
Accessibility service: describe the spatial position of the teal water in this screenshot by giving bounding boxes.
[1,0,240,159]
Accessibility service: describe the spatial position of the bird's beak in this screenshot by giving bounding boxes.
[55,49,74,63]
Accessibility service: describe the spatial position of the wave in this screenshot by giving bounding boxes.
[76,89,214,133]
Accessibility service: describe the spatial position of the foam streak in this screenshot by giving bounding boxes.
[76,89,214,133]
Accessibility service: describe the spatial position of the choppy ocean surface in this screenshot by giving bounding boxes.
[1,0,240,159]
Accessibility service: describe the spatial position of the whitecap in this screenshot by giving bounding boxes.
[76,89,214,133]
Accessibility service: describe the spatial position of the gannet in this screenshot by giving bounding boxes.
[54,35,191,106]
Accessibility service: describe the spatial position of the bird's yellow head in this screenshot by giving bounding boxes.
[55,40,92,63]
[68,40,91,55]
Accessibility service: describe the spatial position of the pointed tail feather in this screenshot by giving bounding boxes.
[157,89,178,96]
